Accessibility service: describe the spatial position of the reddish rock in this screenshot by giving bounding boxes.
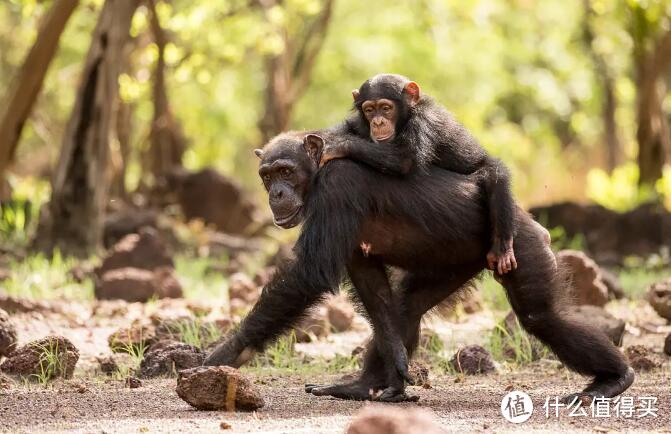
[168,168,258,235]
[0,308,17,357]
[108,324,157,353]
[647,278,671,321]
[95,228,173,278]
[449,345,496,375]
[125,376,142,388]
[346,406,446,434]
[625,345,662,371]
[326,295,355,332]
[557,250,609,306]
[0,372,12,390]
[95,266,182,302]
[176,366,264,411]
[139,342,204,378]
[0,336,79,380]
[409,362,430,387]
[228,273,259,304]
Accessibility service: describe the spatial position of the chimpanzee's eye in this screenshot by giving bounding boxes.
[281,168,292,178]
[382,105,391,112]
[364,107,374,114]
[262,174,271,183]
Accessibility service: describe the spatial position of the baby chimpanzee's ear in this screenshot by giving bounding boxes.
[351,89,360,101]
[253,149,264,159]
[403,81,421,106]
[303,134,324,165]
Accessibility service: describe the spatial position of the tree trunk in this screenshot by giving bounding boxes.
[144,0,186,183]
[0,0,79,180]
[582,0,621,172]
[258,0,335,143]
[33,0,139,257]
[636,30,671,187]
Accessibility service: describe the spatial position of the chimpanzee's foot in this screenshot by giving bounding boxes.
[487,238,517,275]
[305,380,417,402]
[562,368,635,404]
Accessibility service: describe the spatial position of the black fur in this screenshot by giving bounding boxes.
[205,132,633,403]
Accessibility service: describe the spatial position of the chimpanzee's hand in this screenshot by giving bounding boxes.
[203,334,255,367]
[319,143,349,168]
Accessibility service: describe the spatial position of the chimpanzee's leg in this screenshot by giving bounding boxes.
[501,217,634,402]
[307,263,482,402]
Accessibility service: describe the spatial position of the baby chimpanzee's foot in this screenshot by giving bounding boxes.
[487,238,517,275]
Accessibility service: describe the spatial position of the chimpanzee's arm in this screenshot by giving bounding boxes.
[204,167,367,366]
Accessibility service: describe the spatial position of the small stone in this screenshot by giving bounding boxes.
[346,406,446,434]
[625,345,661,372]
[0,336,79,380]
[326,295,354,332]
[96,356,119,375]
[647,278,671,321]
[139,342,204,378]
[409,362,430,387]
[449,345,496,375]
[220,421,232,430]
[176,366,264,411]
[228,273,259,304]
[125,376,142,388]
[557,250,609,306]
[108,324,157,353]
[0,308,18,357]
[0,372,13,390]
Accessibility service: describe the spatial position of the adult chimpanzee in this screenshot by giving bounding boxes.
[321,73,517,276]
[204,131,634,403]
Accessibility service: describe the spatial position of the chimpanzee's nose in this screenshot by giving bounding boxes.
[272,189,283,200]
[372,117,384,126]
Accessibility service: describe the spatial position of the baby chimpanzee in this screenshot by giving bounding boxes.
[323,73,517,274]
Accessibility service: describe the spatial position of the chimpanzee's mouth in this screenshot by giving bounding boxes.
[373,132,394,142]
[273,206,302,228]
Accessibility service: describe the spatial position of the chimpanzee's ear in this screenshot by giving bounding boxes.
[403,81,421,106]
[303,134,324,165]
[253,149,264,159]
[352,89,360,101]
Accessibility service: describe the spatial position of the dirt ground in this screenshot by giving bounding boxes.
[1,299,670,433]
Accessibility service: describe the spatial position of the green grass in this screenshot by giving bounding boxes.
[31,338,70,385]
[1,251,93,300]
[478,273,510,312]
[160,318,224,350]
[487,317,549,365]
[618,266,670,298]
[174,255,230,301]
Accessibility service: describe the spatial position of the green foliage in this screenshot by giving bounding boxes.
[617,265,671,299]
[586,163,659,211]
[488,318,549,365]
[31,338,69,385]
[2,252,93,300]
[160,318,223,350]
[478,274,510,312]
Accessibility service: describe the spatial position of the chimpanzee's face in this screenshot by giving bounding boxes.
[256,133,320,229]
[361,98,398,143]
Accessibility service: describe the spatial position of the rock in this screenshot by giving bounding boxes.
[0,308,18,357]
[409,362,430,387]
[625,345,662,371]
[176,366,264,411]
[569,305,625,346]
[0,295,52,314]
[108,324,157,353]
[139,342,204,378]
[647,278,671,321]
[228,273,259,304]
[326,295,355,332]
[557,250,609,307]
[0,372,13,390]
[449,345,495,375]
[95,266,182,302]
[494,312,546,361]
[125,376,142,388]
[95,227,173,278]
[529,202,671,265]
[600,268,625,300]
[168,168,258,235]
[346,406,446,434]
[103,209,158,248]
[96,355,122,375]
[664,333,671,356]
[0,336,79,380]
[293,308,329,342]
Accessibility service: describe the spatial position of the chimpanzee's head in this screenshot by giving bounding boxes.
[352,73,421,143]
[254,132,324,229]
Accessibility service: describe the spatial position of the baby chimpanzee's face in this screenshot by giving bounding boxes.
[361,98,398,143]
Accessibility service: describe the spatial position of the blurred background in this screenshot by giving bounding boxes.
[0,0,670,291]
[0,2,671,417]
